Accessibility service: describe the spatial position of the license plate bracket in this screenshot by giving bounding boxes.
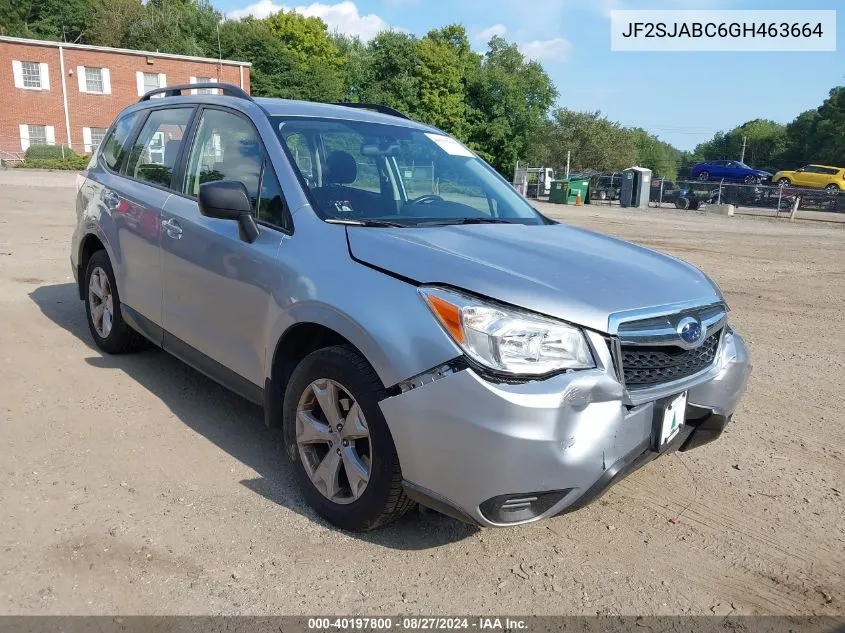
[653,392,687,452]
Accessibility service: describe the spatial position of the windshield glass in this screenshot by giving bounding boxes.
[272,117,543,226]
[734,162,751,169]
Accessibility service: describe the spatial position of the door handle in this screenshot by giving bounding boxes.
[161,218,183,239]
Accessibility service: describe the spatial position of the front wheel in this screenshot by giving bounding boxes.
[778,178,791,187]
[744,174,759,184]
[283,345,414,531]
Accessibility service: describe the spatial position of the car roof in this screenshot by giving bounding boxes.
[123,92,441,134]
[254,97,438,132]
[806,164,843,169]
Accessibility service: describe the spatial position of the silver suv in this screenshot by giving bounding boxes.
[71,83,751,530]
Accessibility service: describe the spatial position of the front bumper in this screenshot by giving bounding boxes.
[380,329,750,527]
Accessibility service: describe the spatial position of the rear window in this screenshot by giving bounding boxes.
[100,111,141,172]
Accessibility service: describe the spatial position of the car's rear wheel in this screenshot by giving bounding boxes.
[84,250,147,354]
[284,345,414,531]
[698,171,709,181]
[825,184,839,193]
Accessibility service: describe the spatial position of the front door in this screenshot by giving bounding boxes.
[160,107,289,389]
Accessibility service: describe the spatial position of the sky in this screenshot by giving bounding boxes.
[216,0,844,151]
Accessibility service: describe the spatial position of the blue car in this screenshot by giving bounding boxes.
[690,160,772,184]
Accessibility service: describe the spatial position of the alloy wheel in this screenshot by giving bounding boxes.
[296,378,372,504]
[88,266,114,338]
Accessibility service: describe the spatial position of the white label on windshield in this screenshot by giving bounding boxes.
[425,133,475,157]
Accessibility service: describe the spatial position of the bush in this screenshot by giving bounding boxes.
[12,156,90,170]
[24,144,78,160]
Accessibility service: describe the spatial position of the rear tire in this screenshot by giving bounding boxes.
[84,250,147,354]
[698,171,709,181]
[825,184,839,193]
[283,345,414,531]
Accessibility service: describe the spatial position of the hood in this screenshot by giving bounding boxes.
[347,223,722,334]
[755,170,773,177]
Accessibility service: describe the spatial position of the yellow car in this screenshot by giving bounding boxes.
[772,164,845,191]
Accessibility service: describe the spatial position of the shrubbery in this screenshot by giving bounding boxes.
[11,156,90,170]
[24,145,79,160]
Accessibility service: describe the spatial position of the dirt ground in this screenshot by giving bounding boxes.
[0,170,843,616]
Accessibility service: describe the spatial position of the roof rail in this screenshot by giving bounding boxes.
[139,82,252,102]
[331,102,410,120]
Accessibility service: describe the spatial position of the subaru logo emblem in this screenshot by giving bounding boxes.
[677,316,704,348]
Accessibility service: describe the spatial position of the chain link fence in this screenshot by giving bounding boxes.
[649,177,845,216]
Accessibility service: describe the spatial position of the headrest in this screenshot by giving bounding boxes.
[325,151,357,185]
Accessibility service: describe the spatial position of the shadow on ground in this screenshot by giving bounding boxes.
[30,282,477,550]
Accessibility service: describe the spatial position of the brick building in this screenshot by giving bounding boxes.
[0,36,250,158]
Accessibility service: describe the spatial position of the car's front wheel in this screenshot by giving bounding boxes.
[84,250,147,354]
[283,345,414,531]
[744,174,759,184]
[778,178,791,187]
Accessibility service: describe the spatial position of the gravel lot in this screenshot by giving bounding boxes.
[1,170,843,616]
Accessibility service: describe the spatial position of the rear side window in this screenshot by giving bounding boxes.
[100,111,141,172]
[124,108,193,188]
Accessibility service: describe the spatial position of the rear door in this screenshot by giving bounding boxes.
[114,106,195,334]
[160,106,290,390]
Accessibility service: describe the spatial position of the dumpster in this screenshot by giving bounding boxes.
[566,177,590,204]
[548,180,568,204]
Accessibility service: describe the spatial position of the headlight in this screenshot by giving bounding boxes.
[419,286,595,375]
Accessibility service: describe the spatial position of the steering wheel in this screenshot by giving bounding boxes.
[408,194,444,205]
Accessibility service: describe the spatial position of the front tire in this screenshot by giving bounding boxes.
[778,178,791,187]
[283,345,414,531]
[84,250,147,354]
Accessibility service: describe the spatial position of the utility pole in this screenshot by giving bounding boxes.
[740,135,747,163]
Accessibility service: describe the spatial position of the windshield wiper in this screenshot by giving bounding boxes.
[416,217,523,226]
[325,218,407,228]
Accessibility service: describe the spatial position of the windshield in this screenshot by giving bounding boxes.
[734,162,751,169]
[272,117,543,226]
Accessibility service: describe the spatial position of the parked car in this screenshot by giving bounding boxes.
[590,172,623,200]
[690,160,772,184]
[71,83,751,530]
[771,164,845,191]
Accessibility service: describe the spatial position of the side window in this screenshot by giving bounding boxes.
[124,108,192,187]
[183,109,264,211]
[320,131,380,193]
[258,161,291,232]
[100,111,141,172]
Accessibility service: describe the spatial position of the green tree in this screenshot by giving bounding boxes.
[0,0,93,42]
[465,36,557,173]
[535,109,637,174]
[218,16,345,102]
[122,0,220,57]
[86,0,144,48]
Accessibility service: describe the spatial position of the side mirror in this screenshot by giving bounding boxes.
[198,180,259,243]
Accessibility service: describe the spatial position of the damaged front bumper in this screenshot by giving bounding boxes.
[379,328,751,527]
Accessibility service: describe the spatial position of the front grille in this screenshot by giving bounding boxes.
[621,332,720,388]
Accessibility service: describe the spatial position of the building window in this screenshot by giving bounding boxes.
[143,72,160,93]
[21,62,42,88]
[78,65,110,94]
[85,67,104,93]
[195,77,215,94]
[190,76,217,95]
[12,61,49,90]
[136,71,166,97]
[84,127,109,153]
[28,125,48,146]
